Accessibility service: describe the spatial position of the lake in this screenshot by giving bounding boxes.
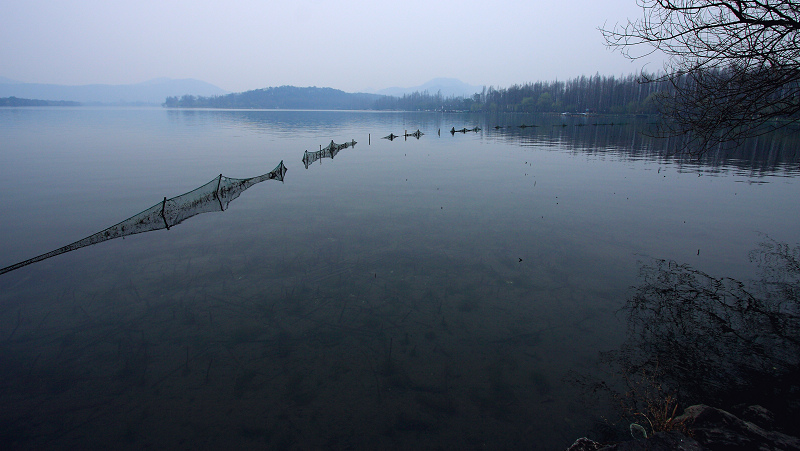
[1,107,798,449]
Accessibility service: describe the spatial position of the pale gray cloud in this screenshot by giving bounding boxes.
[0,0,664,92]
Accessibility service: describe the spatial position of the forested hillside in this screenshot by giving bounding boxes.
[165,74,663,114]
[164,86,381,109]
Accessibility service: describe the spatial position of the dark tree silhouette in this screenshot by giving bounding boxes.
[603,1,800,154]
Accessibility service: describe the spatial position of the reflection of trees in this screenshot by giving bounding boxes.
[603,238,799,434]
[484,113,800,176]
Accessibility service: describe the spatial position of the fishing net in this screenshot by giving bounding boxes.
[302,139,357,169]
[0,160,287,275]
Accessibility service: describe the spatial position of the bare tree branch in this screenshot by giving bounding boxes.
[603,1,800,155]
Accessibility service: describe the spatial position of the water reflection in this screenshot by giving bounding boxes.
[167,109,432,138]
[1,108,797,449]
[166,109,800,177]
[484,114,800,177]
[589,237,800,438]
[0,161,287,275]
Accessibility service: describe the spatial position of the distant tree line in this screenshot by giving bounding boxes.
[479,74,662,114]
[371,90,476,111]
[164,74,664,114]
[371,74,664,114]
[0,96,81,107]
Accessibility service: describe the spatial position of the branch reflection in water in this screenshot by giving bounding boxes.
[583,237,800,439]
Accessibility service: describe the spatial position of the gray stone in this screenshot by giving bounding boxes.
[566,437,605,451]
[601,431,705,450]
[568,404,800,451]
[739,405,776,431]
[565,431,704,451]
[675,404,800,451]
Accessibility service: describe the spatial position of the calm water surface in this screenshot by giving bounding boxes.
[1,108,798,449]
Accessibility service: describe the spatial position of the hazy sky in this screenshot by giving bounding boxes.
[1,0,665,93]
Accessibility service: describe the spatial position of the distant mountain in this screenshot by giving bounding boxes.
[372,78,483,98]
[165,86,382,110]
[0,78,228,105]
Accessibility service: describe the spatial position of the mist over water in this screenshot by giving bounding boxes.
[0,108,798,449]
